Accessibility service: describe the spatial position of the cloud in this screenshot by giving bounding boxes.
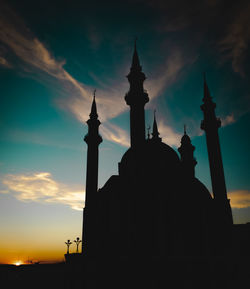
[0,2,129,133]
[146,0,250,77]
[0,3,95,113]
[95,116,181,148]
[1,172,85,211]
[66,48,190,147]
[145,49,193,100]
[0,1,192,148]
[220,95,250,127]
[158,119,182,147]
[60,81,129,124]
[0,56,11,68]
[0,7,66,77]
[228,190,250,209]
[221,113,235,127]
[101,122,130,147]
[0,4,97,124]
[219,3,250,76]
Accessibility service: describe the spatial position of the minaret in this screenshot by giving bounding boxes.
[200,76,233,225]
[125,40,149,149]
[82,91,102,253]
[151,110,161,142]
[178,125,197,179]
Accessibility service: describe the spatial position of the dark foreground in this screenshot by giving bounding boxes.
[0,263,68,289]
[1,256,250,289]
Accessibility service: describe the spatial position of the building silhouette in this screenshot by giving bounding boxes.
[66,43,250,288]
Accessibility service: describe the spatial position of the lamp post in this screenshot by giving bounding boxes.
[74,237,82,253]
[65,239,72,254]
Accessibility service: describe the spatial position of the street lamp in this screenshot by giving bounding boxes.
[74,237,82,253]
[65,239,72,254]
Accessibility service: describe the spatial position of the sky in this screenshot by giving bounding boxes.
[0,0,250,264]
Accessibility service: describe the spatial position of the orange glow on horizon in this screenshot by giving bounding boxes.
[0,247,67,265]
[0,235,77,264]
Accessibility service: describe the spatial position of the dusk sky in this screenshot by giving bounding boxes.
[0,0,250,264]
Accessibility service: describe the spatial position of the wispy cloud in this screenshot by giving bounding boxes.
[59,81,129,124]
[66,49,190,147]
[101,121,130,147]
[158,119,182,147]
[100,118,181,148]
[0,6,66,77]
[219,3,250,76]
[0,2,108,118]
[145,50,193,101]
[221,113,235,127]
[220,95,250,127]
[0,2,130,142]
[228,190,250,209]
[0,1,192,148]
[1,172,85,211]
[0,56,11,68]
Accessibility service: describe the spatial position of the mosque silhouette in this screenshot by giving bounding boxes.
[65,43,250,289]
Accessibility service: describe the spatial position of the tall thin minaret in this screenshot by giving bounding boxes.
[200,76,233,225]
[125,40,149,149]
[178,126,197,179]
[151,110,161,142]
[82,91,102,253]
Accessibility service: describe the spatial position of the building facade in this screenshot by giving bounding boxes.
[80,44,236,289]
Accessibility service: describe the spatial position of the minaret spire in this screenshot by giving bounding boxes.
[125,40,149,148]
[131,37,141,71]
[82,91,103,253]
[152,110,161,141]
[203,72,212,102]
[90,89,98,119]
[178,125,197,178]
[200,77,233,225]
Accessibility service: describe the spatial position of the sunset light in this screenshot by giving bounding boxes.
[0,0,249,288]
[14,261,22,266]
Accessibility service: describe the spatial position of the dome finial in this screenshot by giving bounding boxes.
[181,124,191,144]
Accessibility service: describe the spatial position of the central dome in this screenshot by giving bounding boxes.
[119,139,180,176]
